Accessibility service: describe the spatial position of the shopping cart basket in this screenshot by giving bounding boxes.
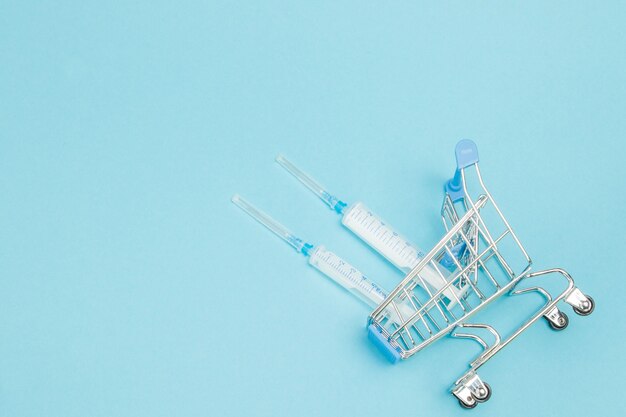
[367,140,594,408]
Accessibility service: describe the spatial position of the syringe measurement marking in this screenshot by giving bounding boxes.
[349,206,424,266]
[317,251,384,295]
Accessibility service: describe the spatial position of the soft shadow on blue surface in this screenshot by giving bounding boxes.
[0,1,625,416]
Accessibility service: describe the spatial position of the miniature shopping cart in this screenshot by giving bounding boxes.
[367,139,594,408]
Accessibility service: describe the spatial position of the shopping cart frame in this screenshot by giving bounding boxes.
[367,140,594,408]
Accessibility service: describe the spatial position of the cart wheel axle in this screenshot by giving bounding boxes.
[573,295,595,316]
[475,382,492,403]
[459,398,477,409]
[547,311,569,331]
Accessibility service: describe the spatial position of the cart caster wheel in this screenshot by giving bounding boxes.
[547,311,569,331]
[573,295,594,316]
[475,382,492,403]
[459,398,477,409]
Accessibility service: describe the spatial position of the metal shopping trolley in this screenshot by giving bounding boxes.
[367,140,594,408]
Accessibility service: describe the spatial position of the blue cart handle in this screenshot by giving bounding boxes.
[444,139,479,202]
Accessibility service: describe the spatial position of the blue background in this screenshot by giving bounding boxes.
[1,1,625,416]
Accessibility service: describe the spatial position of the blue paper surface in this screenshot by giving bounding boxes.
[1,2,624,416]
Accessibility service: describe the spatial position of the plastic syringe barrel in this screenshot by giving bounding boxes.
[308,245,386,308]
[274,155,466,304]
[340,202,466,305]
[231,194,417,316]
[308,245,415,322]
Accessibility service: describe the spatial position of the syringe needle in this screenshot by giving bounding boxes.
[275,154,347,214]
[231,194,312,254]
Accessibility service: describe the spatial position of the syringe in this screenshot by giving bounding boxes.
[231,194,414,320]
[275,155,466,305]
